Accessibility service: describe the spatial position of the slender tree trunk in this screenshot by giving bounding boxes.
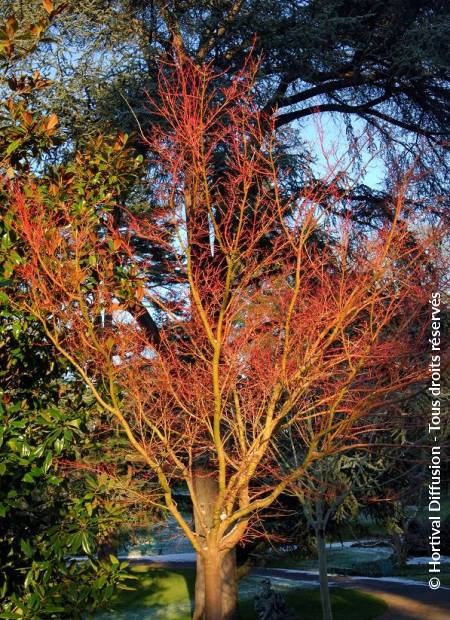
[390,533,408,568]
[316,527,333,620]
[192,473,239,620]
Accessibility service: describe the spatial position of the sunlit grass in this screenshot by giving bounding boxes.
[94,566,195,619]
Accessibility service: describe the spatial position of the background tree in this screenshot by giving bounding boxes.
[5,53,444,620]
[284,453,380,620]
[360,379,450,569]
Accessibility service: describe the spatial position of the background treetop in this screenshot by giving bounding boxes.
[2,1,448,161]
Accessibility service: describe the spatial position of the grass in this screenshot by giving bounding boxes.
[398,573,450,586]
[92,565,387,620]
[440,497,450,520]
[391,572,450,587]
[438,574,450,586]
[390,563,450,586]
[265,549,450,585]
[93,565,195,619]
[265,546,391,571]
[240,587,387,620]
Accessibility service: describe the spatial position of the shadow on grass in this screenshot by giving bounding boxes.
[239,586,386,620]
[94,566,387,620]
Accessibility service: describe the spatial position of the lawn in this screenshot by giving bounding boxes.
[265,545,392,571]
[389,564,450,586]
[92,565,387,620]
[265,549,450,584]
[399,573,450,586]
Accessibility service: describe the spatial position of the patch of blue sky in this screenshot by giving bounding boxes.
[293,113,386,189]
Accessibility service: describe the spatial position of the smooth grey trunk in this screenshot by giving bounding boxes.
[192,473,239,620]
[316,528,333,620]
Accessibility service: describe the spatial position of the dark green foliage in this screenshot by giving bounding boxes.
[0,256,134,617]
[0,203,134,618]
[0,398,133,619]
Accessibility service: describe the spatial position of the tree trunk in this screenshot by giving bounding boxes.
[316,528,333,620]
[390,533,408,568]
[193,473,239,620]
[194,549,238,620]
[221,548,238,619]
[203,551,223,620]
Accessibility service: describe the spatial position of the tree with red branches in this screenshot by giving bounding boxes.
[5,52,443,620]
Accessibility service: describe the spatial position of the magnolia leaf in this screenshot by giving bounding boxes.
[46,113,58,131]
[5,139,21,156]
[5,16,18,37]
[30,24,45,38]
[81,532,91,555]
[43,0,54,14]
[42,451,52,474]
[22,110,33,126]
[20,538,33,558]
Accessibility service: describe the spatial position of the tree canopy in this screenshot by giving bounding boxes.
[5,51,446,619]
